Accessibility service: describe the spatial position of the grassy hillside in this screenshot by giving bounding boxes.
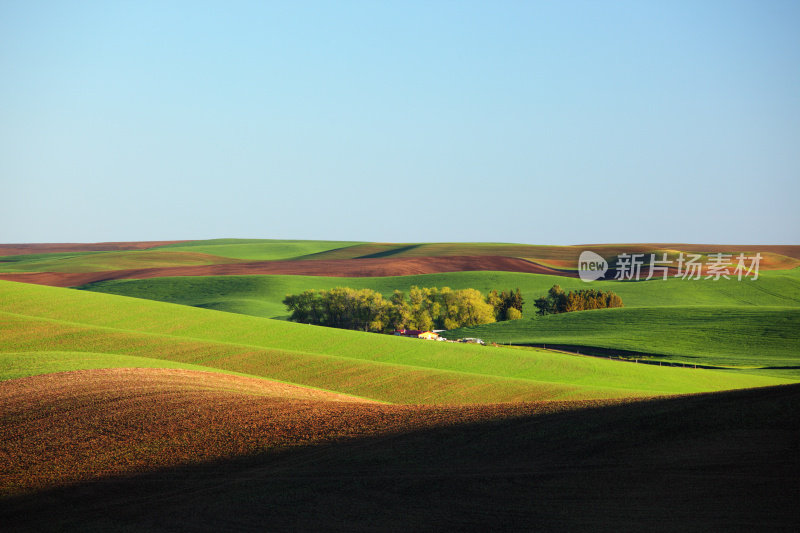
[73,271,800,378]
[0,251,99,265]
[0,280,790,403]
[153,238,365,261]
[446,306,800,373]
[77,268,800,320]
[0,351,281,382]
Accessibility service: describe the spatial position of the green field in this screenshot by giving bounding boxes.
[0,351,265,382]
[298,242,557,260]
[0,240,370,272]
[77,268,800,319]
[1,280,791,403]
[74,270,800,378]
[153,238,366,261]
[446,306,800,375]
[0,251,101,272]
[0,250,241,273]
[299,242,612,261]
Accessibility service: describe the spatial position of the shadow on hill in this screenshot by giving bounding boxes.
[356,244,423,259]
[2,385,798,532]
[514,343,738,369]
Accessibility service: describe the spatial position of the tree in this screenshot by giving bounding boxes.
[283,290,323,324]
[511,288,524,313]
[487,288,525,321]
[548,285,567,313]
[450,288,496,327]
[284,285,500,332]
[606,291,623,309]
[506,307,522,320]
[389,290,411,330]
[486,289,503,320]
[408,286,434,330]
[533,285,623,316]
[533,296,551,316]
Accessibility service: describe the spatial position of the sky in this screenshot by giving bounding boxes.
[1,0,798,245]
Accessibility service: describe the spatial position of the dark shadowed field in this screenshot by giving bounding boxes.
[1,371,797,532]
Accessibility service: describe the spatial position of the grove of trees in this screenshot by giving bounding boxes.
[486,288,524,321]
[283,286,525,333]
[533,285,623,315]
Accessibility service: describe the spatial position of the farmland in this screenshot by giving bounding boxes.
[5,0,799,528]
[76,267,800,318]
[284,240,800,268]
[0,367,586,497]
[1,239,799,531]
[2,370,797,531]
[2,281,790,403]
[73,269,800,378]
[0,350,264,382]
[447,306,800,376]
[2,239,798,287]
[0,250,243,273]
[152,238,366,261]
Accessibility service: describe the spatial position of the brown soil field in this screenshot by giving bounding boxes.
[0,255,576,287]
[0,368,601,498]
[612,243,800,260]
[0,370,797,531]
[0,240,188,256]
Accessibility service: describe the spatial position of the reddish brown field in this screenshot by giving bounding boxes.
[0,368,602,497]
[1,370,797,532]
[0,240,188,256]
[0,255,576,287]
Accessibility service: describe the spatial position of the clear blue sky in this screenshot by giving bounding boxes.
[1,0,798,245]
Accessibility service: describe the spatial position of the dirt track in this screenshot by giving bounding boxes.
[0,255,576,287]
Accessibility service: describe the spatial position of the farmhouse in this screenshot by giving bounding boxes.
[394,329,440,340]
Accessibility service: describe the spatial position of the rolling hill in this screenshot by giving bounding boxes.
[2,239,799,532]
[0,250,243,273]
[75,267,800,319]
[0,367,583,497]
[152,238,366,261]
[446,306,800,375]
[1,280,791,403]
[2,239,799,288]
[2,375,797,531]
